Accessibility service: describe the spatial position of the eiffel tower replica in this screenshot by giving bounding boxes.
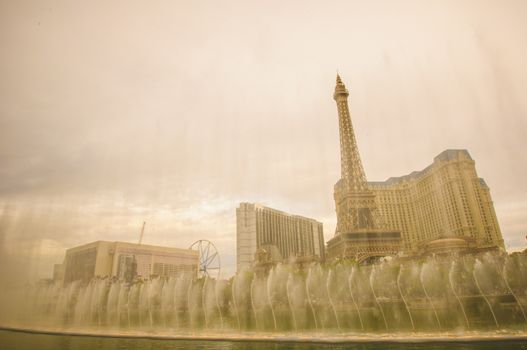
[326,75,401,263]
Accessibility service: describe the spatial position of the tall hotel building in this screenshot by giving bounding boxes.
[369,149,505,255]
[236,203,325,272]
[327,75,504,262]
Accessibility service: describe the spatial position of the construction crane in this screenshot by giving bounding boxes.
[138,221,146,245]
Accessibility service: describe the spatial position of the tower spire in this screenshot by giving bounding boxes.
[333,75,368,192]
[328,76,402,263]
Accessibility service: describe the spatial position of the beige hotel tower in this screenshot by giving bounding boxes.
[236,203,325,272]
[326,76,505,262]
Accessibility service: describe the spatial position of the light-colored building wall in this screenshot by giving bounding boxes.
[368,149,505,254]
[110,241,198,279]
[236,203,325,272]
[63,241,198,283]
[52,263,65,283]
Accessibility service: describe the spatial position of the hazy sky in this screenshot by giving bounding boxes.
[1,0,526,279]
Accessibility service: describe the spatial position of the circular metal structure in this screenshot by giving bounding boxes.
[189,239,221,278]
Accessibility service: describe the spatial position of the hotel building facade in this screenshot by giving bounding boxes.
[369,149,505,255]
[236,203,325,272]
[327,75,505,262]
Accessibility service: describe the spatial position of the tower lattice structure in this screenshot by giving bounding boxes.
[333,75,386,235]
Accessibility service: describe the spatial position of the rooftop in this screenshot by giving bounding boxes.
[238,202,322,224]
[368,149,475,186]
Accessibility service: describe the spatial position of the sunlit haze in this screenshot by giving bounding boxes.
[1,0,526,281]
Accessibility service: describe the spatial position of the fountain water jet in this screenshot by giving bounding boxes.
[397,266,415,330]
[419,262,441,329]
[21,252,527,333]
[348,266,364,330]
[305,268,318,331]
[370,266,388,330]
[448,261,470,328]
[266,269,277,330]
[326,269,341,330]
[472,260,499,328]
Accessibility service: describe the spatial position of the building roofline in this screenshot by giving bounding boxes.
[238,202,323,225]
[65,240,198,254]
[368,149,474,186]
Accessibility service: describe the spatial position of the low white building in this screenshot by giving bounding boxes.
[62,241,198,283]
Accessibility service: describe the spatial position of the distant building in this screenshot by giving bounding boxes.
[327,75,402,263]
[327,76,504,263]
[236,203,325,272]
[52,263,65,283]
[369,149,505,255]
[62,241,198,284]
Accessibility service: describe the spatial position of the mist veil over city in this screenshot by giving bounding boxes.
[1,1,527,349]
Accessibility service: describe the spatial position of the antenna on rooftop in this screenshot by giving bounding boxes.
[138,221,146,245]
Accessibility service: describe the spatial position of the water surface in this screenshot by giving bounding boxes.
[1,329,527,350]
